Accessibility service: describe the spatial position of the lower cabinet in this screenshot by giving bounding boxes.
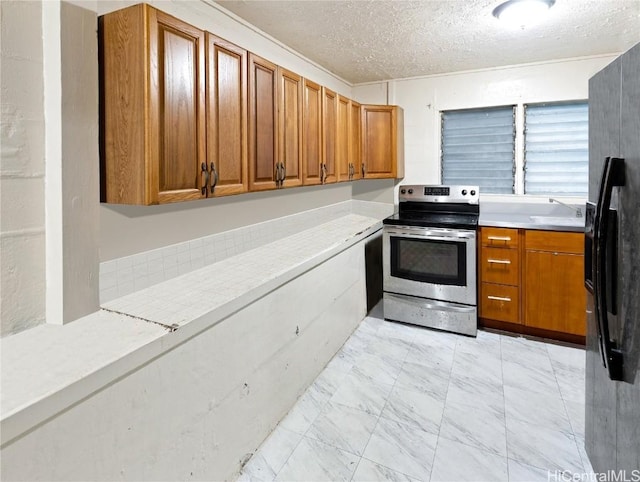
[523,231,586,336]
[479,227,586,342]
[479,227,520,324]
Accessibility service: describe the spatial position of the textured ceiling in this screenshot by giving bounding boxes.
[213,0,640,84]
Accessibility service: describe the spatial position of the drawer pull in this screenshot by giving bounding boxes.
[487,259,511,265]
[487,295,511,302]
[488,236,511,241]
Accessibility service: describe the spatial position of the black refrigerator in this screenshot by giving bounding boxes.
[585,42,640,472]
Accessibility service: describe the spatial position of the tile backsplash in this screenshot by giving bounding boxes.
[99,200,393,304]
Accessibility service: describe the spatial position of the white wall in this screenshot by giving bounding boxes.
[1,1,47,336]
[60,2,100,322]
[353,56,617,200]
[101,184,351,261]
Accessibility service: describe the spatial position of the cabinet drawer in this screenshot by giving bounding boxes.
[481,247,519,286]
[525,230,584,254]
[481,227,519,249]
[480,283,519,323]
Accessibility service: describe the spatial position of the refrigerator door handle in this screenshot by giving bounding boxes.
[594,156,625,381]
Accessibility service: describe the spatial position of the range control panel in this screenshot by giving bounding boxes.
[398,185,479,204]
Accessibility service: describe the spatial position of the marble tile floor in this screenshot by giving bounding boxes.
[237,304,593,482]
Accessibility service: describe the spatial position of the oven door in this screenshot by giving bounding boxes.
[383,225,476,305]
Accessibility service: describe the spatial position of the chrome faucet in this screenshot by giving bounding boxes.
[549,198,583,218]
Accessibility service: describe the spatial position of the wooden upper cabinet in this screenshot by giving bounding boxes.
[349,100,362,180]
[361,105,404,179]
[248,53,278,191]
[278,68,303,188]
[322,87,337,184]
[100,4,206,204]
[206,34,247,197]
[302,79,323,186]
[336,95,350,182]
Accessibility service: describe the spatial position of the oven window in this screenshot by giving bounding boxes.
[390,236,466,286]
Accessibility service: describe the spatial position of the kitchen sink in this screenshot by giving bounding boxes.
[529,215,584,226]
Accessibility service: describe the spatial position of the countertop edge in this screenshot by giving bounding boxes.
[479,219,585,233]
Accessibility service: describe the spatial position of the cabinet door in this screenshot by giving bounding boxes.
[336,95,350,181]
[248,53,278,191]
[100,4,205,205]
[322,87,337,184]
[206,34,247,197]
[349,100,362,180]
[151,8,206,204]
[361,105,404,179]
[524,250,586,335]
[278,68,303,188]
[302,79,322,185]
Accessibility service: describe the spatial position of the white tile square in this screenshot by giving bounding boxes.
[275,437,358,482]
[430,437,508,482]
[362,417,437,481]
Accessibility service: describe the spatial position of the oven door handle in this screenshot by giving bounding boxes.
[384,229,475,241]
[385,293,475,313]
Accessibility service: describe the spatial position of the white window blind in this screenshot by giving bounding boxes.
[441,106,515,194]
[524,102,588,196]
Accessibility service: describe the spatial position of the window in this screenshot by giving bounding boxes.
[441,106,515,194]
[524,102,588,196]
[440,101,588,197]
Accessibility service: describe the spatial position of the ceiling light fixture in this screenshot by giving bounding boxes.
[492,0,555,28]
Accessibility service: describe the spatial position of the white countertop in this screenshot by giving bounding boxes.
[1,214,382,445]
[479,212,585,232]
[479,200,586,232]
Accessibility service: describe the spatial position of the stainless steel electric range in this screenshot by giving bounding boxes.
[382,185,480,336]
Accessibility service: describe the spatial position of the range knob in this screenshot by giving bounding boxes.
[461,189,467,195]
[470,190,476,196]
[408,189,414,194]
[400,189,406,194]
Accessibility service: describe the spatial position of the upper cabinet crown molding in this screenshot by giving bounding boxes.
[99,3,404,205]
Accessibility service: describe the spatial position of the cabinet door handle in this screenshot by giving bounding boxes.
[361,163,365,177]
[321,163,327,184]
[487,295,511,302]
[210,162,218,192]
[487,259,511,265]
[487,236,511,241]
[281,162,286,184]
[201,162,209,196]
[275,163,282,188]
